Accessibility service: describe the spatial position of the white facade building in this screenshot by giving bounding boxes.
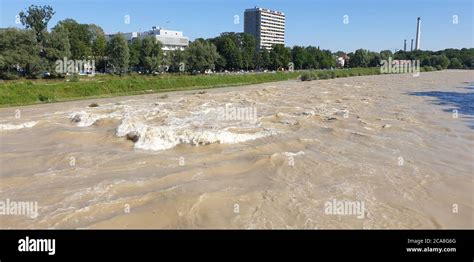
[244,7,285,50]
[107,26,189,51]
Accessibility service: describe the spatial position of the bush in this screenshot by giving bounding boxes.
[0,72,19,80]
[300,71,319,81]
[299,68,382,82]
[300,72,313,81]
[68,74,80,82]
[318,71,330,79]
[38,94,53,102]
[435,65,443,71]
[448,58,463,69]
[422,66,434,72]
[336,71,348,78]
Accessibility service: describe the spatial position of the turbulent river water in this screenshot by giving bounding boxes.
[0,71,472,228]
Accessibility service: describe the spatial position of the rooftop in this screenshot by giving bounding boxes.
[245,7,285,16]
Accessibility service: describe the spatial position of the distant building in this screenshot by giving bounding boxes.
[336,57,345,68]
[244,7,285,50]
[336,54,349,68]
[107,26,189,51]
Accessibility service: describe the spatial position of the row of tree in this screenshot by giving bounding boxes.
[347,48,473,70]
[0,5,108,79]
[1,5,473,79]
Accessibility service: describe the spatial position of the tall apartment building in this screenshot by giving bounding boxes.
[244,7,285,50]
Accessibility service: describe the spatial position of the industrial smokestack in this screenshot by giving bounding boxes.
[415,17,421,50]
[404,39,407,51]
[410,39,414,51]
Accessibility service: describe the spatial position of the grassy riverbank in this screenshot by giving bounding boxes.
[0,72,302,107]
[0,67,431,107]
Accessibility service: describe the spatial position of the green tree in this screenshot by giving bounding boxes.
[253,50,262,70]
[44,25,71,76]
[0,28,42,79]
[214,55,227,71]
[368,52,381,67]
[304,46,320,69]
[240,33,257,70]
[18,5,55,45]
[56,19,92,59]
[448,57,463,69]
[140,36,164,73]
[260,49,271,70]
[394,50,409,60]
[128,38,142,71]
[319,49,336,69]
[351,49,370,67]
[211,32,243,71]
[459,48,474,68]
[380,50,393,61]
[185,39,220,73]
[107,33,129,75]
[166,49,186,73]
[269,44,291,70]
[430,54,449,69]
[291,46,306,70]
[88,24,107,72]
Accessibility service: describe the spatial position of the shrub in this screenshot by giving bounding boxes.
[300,72,313,81]
[68,74,80,82]
[336,71,348,78]
[448,58,463,69]
[38,94,53,102]
[318,71,330,79]
[422,66,433,72]
[0,72,19,80]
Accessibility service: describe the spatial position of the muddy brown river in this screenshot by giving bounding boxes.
[0,70,472,229]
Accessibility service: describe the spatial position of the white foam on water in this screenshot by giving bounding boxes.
[0,121,38,131]
[68,104,134,127]
[69,111,109,127]
[116,117,272,151]
[69,101,276,151]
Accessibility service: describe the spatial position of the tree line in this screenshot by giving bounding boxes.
[1,5,473,79]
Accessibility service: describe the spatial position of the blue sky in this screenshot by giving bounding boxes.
[1,0,472,52]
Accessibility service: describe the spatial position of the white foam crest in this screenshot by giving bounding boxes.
[69,111,109,127]
[68,104,159,127]
[116,118,271,151]
[69,100,277,151]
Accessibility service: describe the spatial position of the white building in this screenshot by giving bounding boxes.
[244,7,285,50]
[107,26,189,51]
